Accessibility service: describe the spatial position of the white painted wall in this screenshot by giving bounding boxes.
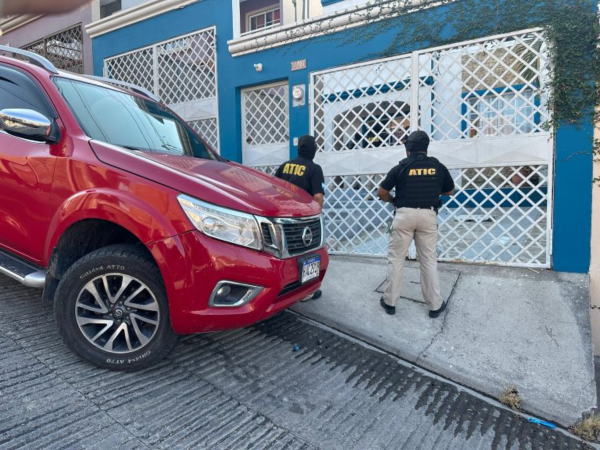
[281,0,323,25]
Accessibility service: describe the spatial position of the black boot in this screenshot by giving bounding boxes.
[380,297,396,315]
[429,300,447,318]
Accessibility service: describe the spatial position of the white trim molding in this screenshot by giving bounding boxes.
[228,0,452,57]
[0,15,42,35]
[85,0,199,38]
[232,0,241,39]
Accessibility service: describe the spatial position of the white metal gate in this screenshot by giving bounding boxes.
[241,82,289,167]
[310,29,553,268]
[104,27,220,152]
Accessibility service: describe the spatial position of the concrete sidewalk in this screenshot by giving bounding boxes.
[292,256,596,426]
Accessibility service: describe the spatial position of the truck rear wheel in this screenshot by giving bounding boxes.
[54,244,178,371]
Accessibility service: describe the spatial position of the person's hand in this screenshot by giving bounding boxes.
[2,0,90,15]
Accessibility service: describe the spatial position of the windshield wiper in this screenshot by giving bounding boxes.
[117,144,162,153]
[161,142,183,153]
[120,145,145,151]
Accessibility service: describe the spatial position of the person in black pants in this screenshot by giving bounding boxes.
[276,135,325,300]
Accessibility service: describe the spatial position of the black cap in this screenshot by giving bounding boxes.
[404,130,430,153]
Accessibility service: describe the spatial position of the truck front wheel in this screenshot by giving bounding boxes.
[54,244,178,371]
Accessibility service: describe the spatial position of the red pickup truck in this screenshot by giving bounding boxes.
[0,47,328,370]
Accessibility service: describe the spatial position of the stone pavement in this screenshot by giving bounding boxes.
[0,276,591,449]
[293,256,596,426]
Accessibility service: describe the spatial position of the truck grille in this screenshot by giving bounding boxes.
[261,223,274,247]
[259,216,323,258]
[282,219,322,255]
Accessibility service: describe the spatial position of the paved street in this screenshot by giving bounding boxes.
[0,276,590,450]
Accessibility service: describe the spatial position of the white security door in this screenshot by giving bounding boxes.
[241,82,289,168]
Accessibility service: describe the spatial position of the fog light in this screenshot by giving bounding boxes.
[217,285,232,297]
[209,281,263,308]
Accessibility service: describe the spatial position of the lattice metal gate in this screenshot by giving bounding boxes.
[22,25,84,73]
[310,28,553,268]
[103,27,220,152]
[242,83,290,167]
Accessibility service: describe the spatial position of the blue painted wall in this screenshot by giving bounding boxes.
[553,123,594,273]
[91,0,595,273]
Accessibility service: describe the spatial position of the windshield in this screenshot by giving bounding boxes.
[54,77,218,160]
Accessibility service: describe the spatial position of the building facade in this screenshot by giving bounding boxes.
[27,0,593,276]
[0,5,94,74]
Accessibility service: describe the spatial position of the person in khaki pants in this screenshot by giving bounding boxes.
[377,131,455,318]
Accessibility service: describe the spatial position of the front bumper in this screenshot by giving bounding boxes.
[149,230,329,334]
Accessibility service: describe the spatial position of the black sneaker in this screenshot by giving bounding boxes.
[429,301,447,318]
[380,297,396,315]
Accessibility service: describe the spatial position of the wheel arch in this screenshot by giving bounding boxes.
[43,219,157,303]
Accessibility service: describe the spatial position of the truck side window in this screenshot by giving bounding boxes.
[0,64,57,119]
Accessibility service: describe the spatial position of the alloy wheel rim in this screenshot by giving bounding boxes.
[75,273,160,354]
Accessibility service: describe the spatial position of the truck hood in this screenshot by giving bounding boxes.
[89,140,319,217]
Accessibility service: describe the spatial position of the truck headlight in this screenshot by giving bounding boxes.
[178,194,262,250]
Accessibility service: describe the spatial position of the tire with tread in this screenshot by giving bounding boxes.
[54,244,178,371]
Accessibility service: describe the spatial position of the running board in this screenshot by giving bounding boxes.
[0,250,46,289]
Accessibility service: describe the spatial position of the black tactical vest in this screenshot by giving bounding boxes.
[394,154,443,209]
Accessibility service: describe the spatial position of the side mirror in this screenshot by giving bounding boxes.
[0,108,58,143]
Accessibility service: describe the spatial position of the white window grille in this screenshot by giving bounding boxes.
[104,27,220,152]
[311,29,553,268]
[21,25,84,74]
[242,83,290,167]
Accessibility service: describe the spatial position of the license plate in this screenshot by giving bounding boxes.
[300,256,321,284]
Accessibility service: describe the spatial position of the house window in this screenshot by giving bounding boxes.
[100,0,122,19]
[248,7,280,33]
[466,89,536,137]
[21,25,84,74]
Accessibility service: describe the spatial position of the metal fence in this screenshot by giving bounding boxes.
[257,162,550,268]
[22,25,84,73]
[305,28,552,268]
[104,27,220,151]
